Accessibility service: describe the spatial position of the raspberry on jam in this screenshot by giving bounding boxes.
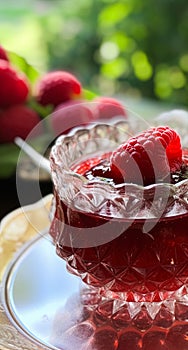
[110,126,183,186]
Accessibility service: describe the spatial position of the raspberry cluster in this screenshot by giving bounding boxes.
[0,44,127,143]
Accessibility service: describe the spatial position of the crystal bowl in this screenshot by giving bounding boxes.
[49,121,188,307]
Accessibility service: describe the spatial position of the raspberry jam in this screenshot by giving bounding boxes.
[50,127,188,302]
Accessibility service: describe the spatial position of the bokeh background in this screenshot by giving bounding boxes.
[1,0,188,107]
[1,0,188,218]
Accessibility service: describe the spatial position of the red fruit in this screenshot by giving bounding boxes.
[51,100,95,136]
[0,45,9,61]
[0,105,41,143]
[0,60,29,108]
[36,71,82,107]
[93,96,127,120]
[110,126,183,186]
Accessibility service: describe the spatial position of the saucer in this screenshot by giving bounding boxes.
[0,195,56,350]
[2,233,81,350]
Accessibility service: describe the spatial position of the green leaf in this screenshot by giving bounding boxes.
[0,144,20,178]
[29,99,54,118]
[8,51,40,84]
[82,88,98,100]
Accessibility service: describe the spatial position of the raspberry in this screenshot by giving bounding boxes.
[0,60,29,108]
[0,45,9,61]
[93,97,127,120]
[110,126,183,186]
[36,71,82,107]
[52,100,94,136]
[0,105,41,143]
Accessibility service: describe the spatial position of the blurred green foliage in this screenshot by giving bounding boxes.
[1,0,188,105]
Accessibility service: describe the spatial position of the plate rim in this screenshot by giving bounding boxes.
[0,194,54,350]
[1,232,57,350]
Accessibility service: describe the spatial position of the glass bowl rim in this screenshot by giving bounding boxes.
[50,119,188,194]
